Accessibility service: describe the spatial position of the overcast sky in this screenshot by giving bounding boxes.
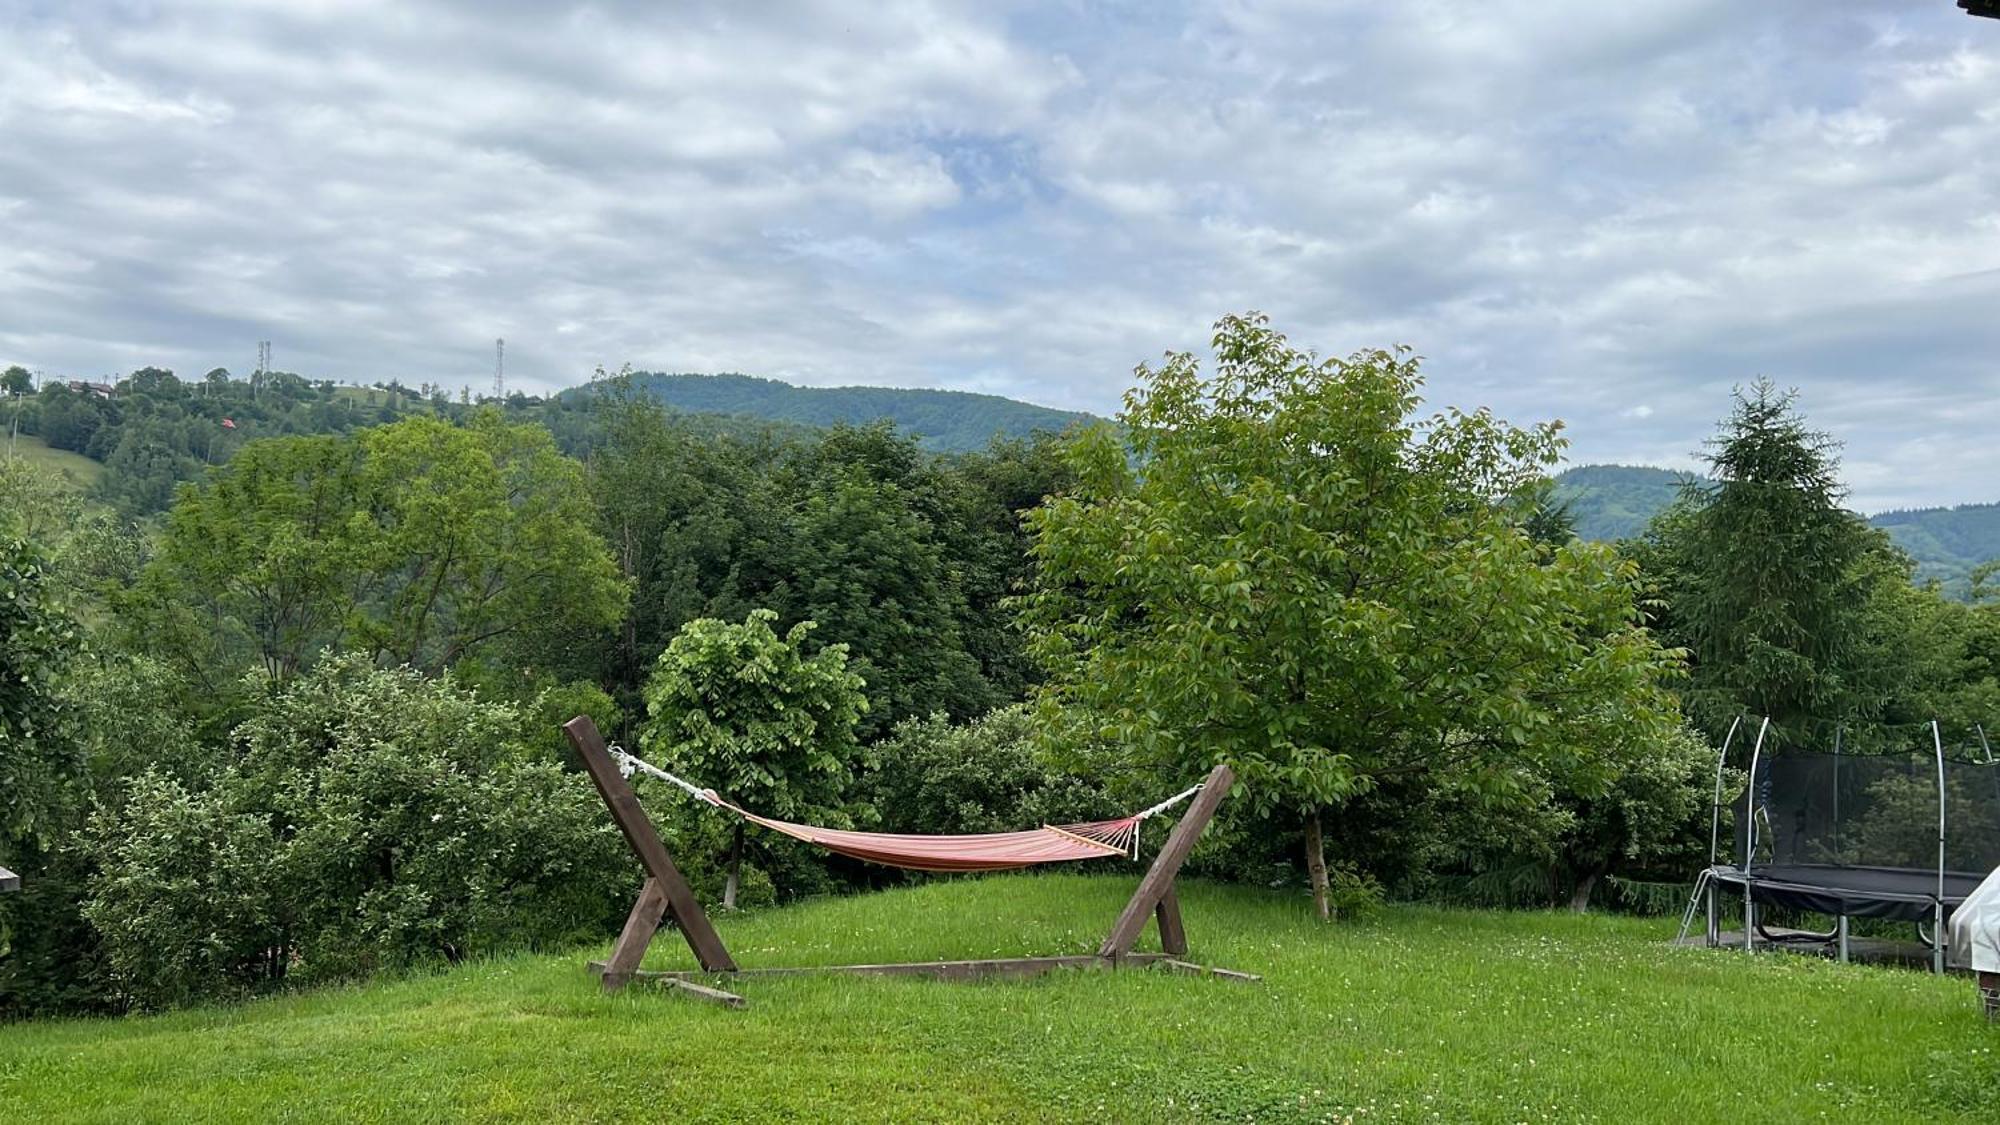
[5,2,1999,510]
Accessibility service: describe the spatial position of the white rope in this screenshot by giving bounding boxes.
[1133,783,1202,821]
[610,745,719,804]
[611,744,1200,826]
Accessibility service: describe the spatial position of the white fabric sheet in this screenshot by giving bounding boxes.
[1948,866,2000,973]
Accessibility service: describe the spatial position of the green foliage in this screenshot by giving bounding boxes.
[82,774,281,1008]
[1637,382,1896,739]
[863,706,1120,836]
[81,657,629,1009]
[762,424,997,736]
[640,611,866,823]
[589,390,1039,739]
[0,538,83,857]
[126,413,628,693]
[1020,314,1683,912]
[640,610,867,906]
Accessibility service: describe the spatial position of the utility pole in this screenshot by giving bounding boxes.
[494,337,505,401]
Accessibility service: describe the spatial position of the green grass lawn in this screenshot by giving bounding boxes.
[5,433,104,488]
[1,874,1993,1123]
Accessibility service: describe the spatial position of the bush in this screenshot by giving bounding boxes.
[82,656,632,1008]
[865,706,1121,836]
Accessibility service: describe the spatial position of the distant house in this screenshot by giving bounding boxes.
[65,380,114,399]
[1,866,18,893]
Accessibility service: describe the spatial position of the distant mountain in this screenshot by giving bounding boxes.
[589,372,1098,453]
[1554,463,2000,597]
[1870,504,2000,594]
[1551,465,1692,542]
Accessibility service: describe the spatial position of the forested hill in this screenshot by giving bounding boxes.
[588,372,1096,452]
[1551,465,1690,541]
[1869,503,2000,591]
[1556,463,2000,594]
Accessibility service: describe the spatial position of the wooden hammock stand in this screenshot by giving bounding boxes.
[564,716,1254,1007]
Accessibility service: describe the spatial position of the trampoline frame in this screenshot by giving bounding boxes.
[1688,718,1967,972]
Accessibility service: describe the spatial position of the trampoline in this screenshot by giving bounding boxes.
[1681,717,2000,972]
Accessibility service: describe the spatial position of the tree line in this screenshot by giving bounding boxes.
[6,315,2000,1016]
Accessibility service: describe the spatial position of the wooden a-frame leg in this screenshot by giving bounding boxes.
[1154,885,1188,956]
[1100,763,1234,960]
[602,878,670,992]
[565,717,738,975]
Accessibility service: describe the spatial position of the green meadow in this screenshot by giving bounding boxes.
[1,875,1991,1123]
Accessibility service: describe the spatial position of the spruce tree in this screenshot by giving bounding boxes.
[1668,380,1885,741]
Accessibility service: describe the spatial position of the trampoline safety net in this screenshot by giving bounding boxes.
[1733,724,2000,878]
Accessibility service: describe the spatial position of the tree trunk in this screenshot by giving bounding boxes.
[723,821,744,910]
[1569,870,1601,913]
[1304,809,1331,921]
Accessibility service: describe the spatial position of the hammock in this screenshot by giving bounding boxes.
[612,747,1203,874]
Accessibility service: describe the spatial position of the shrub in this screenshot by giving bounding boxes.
[82,656,631,1008]
[864,706,1121,836]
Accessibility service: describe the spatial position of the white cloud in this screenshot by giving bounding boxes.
[1,1,1998,508]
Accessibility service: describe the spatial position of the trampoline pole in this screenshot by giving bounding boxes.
[1707,716,1742,872]
[1744,717,1770,954]
[1837,915,1848,964]
[1702,716,1739,951]
[1933,719,1946,975]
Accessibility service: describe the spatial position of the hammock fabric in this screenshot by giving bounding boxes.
[610,746,1199,874]
[715,799,1139,873]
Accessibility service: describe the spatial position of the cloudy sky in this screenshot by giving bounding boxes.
[4,2,1999,509]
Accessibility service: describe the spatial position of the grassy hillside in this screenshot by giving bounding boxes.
[6,433,104,489]
[1,875,1989,1123]
[601,372,1097,452]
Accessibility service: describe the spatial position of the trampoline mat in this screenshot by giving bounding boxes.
[1710,864,1986,922]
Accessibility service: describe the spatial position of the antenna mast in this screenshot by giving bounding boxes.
[494,337,505,400]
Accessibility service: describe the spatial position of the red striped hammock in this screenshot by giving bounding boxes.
[717,800,1141,872]
[613,748,1199,874]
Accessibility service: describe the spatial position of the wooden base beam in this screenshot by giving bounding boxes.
[1154,958,1263,983]
[587,952,1259,1002]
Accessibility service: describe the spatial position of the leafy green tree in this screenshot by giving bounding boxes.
[127,413,628,693]
[1,366,31,396]
[0,538,83,860]
[766,461,991,737]
[640,610,866,908]
[586,395,998,740]
[1550,725,1719,911]
[1020,314,1682,918]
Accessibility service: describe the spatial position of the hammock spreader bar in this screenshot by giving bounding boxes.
[611,747,1202,873]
